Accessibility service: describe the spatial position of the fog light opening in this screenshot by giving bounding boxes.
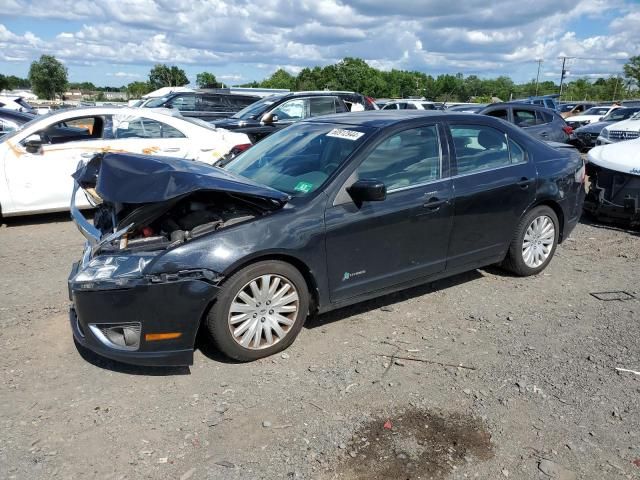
[89,323,141,351]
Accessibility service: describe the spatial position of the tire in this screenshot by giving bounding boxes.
[206,261,309,361]
[502,206,559,276]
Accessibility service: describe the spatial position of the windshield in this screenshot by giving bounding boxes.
[605,108,640,121]
[226,122,373,195]
[583,107,611,116]
[231,95,284,120]
[144,97,168,108]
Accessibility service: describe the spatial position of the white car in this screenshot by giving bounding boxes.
[597,111,640,145]
[0,95,35,113]
[0,106,251,217]
[381,100,439,111]
[566,105,621,129]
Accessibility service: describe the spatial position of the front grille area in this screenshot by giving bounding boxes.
[609,130,640,141]
[577,132,598,146]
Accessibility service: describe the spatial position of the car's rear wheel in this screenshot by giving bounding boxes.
[206,261,309,361]
[503,206,559,276]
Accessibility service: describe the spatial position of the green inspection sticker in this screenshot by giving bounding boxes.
[294,181,314,193]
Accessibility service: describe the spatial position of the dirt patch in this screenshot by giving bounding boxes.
[334,408,493,480]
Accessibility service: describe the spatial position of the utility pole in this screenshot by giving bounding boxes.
[535,59,543,96]
[558,56,574,100]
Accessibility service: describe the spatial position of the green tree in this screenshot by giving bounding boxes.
[196,72,218,88]
[126,81,153,98]
[28,55,68,100]
[148,64,189,89]
[0,74,8,91]
[623,55,640,87]
[260,68,295,90]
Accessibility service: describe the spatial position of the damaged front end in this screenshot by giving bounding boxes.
[585,144,640,227]
[68,152,289,366]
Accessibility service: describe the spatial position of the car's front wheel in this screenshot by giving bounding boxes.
[503,206,559,276]
[206,261,309,361]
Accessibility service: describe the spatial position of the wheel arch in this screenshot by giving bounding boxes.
[528,199,566,242]
[214,253,321,316]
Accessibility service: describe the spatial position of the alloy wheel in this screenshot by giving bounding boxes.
[227,274,299,350]
[522,215,555,268]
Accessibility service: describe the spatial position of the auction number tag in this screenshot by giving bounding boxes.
[326,128,364,141]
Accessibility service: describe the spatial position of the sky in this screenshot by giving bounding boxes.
[0,0,639,88]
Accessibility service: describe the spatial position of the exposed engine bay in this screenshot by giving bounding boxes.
[584,163,640,227]
[93,191,265,253]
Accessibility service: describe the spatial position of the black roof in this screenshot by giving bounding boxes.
[304,110,477,128]
[480,102,558,113]
[281,91,363,99]
[0,107,35,123]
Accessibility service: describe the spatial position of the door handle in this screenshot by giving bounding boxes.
[540,132,548,137]
[423,197,448,211]
[162,147,180,152]
[517,177,531,190]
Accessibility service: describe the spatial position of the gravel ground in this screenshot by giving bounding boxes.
[0,213,639,480]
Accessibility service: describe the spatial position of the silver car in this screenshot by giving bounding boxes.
[479,103,573,144]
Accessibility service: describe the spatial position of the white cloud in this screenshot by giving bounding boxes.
[0,0,637,82]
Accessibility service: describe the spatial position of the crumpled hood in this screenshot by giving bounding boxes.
[72,152,289,205]
[587,139,640,176]
[211,117,261,129]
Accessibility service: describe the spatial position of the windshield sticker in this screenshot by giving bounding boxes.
[327,128,365,141]
[294,181,314,193]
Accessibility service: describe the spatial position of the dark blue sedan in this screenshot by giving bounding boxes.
[69,111,586,366]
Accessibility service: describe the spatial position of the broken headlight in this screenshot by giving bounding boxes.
[72,253,159,290]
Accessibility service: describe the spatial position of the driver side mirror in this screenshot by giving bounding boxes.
[261,112,278,124]
[598,117,604,121]
[24,133,44,154]
[347,179,386,207]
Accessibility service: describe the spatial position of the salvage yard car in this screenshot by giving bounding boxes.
[479,103,573,143]
[596,110,640,145]
[142,90,260,121]
[574,107,640,150]
[0,106,251,217]
[584,138,640,227]
[0,107,35,136]
[68,111,585,366]
[565,105,621,130]
[211,91,378,143]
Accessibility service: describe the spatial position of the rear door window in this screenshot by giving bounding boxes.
[197,95,226,112]
[450,125,513,175]
[406,103,418,110]
[113,116,185,139]
[535,110,553,125]
[309,97,338,117]
[513,109,538,127]
[486,109,509,121]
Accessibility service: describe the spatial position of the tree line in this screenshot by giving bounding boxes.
[3,54,640,102]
